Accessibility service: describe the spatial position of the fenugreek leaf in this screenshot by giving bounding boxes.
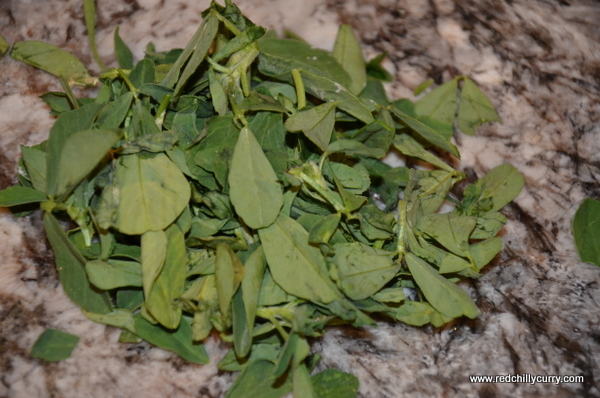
[97,153,190,235]
[228,127,283,229]
[259,214,340,304]
[457,77,502,135]
[85,259,142,290]
[331,243,399,300]
[285,101,337,151]
[43,213,112,314]
[11,41,92,85]
[405,253,478,320]
[132,314,209,364]
[0,186,46,207]
[332,24,367,95]
[30,329,79,362]
[145,224,187,330]
[573,198,600,267]
[113,26,134,69]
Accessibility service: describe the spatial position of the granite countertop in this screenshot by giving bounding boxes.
[1,0,599,397]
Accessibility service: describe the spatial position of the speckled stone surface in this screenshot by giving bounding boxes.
[1,1,599,397]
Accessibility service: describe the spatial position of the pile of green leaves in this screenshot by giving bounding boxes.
[0,1,524,396]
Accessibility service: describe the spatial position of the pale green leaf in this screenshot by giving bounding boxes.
[258,214,339,303]
[228,127,283,229]
[393,134,454,172]
[414,78,458,125]
[285,102,337,150]
[331,243,399,300]
[85,259,142,290]
[332,24,367,95]
[405,253,478,319]
[457,77,502,135]
[51,129,120,198]
[215,243,245,321]
[11,41,92,84]
[98,153,190,235]
[141,230,167,298]
[144,225,187,329]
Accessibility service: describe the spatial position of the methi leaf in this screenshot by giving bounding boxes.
[228,127,283,229]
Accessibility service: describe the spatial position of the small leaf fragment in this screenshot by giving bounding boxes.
[30,329,79,362]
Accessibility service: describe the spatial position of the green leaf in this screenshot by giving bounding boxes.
[97,153,191,235]
[48,129,119,198]
[83,308,136,331]
[83,0,107,71]
[405,253,478,319]
[474,164,524,213]
[415,213,476,258]
[285,101,337,150]
[162,13,219,98]
[228,127,284,229]
[331,243,399,300]
[85,259,142,290]
[296,70,374,124]
[573,198,600,267]
[141,230,167,298]
[259,214,340,303]
[11,41,92,84]
[21,145,48,192]
[132,314,209,364]
[30,329,79,362]
[457,77,502,135]
[240,246,266,350]
[225,360,291,398]
[414,78,458,125]
[0,33,9,57]
[195,116,240,189]
[391,106,459,158]
[326,139,385,159]
[0,186,46,207]
[114,26,134,69]
[95,92,134,129]
[215,243,245,323]
[144,225,187,329]
[393,134,454,173]
[308,213,341,244]
[257,37,352,88]
[311,369,359,398]
[43,213,112,314]
[332,24,367,95]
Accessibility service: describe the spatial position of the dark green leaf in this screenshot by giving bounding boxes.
[0,186,46,207]
[43,213,112,314]
[114,26,134,69]
[311,369,359,398]
[133,314,209,364]
[30,329,79,362]
[573,198,600,267]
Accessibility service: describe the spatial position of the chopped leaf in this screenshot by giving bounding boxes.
[30,329,80,362]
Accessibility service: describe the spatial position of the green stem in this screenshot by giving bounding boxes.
[292,69,306,110]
